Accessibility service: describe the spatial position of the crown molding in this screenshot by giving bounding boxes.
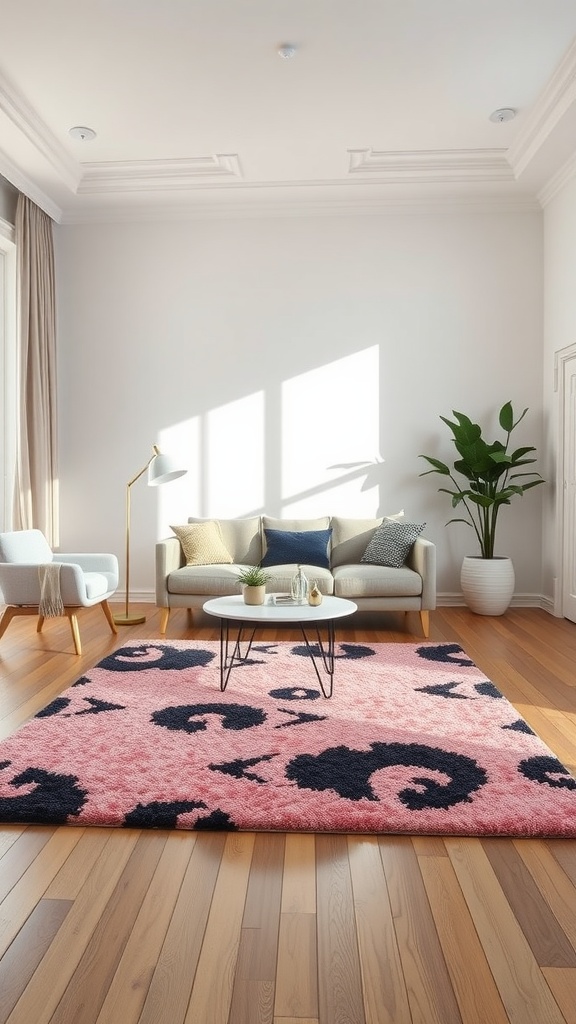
[0,70,80,192]
[507,37,576,178]
[0,146,62,222]
[59,191,540,224]
[78,153,243,193]
[348,148,513,181]
[537,149,576,207]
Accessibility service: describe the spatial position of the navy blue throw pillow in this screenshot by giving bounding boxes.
[261,528,332,568]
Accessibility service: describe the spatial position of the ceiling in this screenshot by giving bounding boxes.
[2,0,576,222]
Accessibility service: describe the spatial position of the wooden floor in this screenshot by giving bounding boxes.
[1,604,576,1024]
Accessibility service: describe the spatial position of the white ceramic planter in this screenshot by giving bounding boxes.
[243,584,266,606]
[460,556,515,616]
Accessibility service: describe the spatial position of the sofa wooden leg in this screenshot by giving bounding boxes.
[160,607,170,634]
[419,610,430,638]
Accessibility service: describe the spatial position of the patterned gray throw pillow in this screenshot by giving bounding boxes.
[360,521,425,567]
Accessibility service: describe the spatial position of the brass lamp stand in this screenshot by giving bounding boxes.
[114,445,187,626]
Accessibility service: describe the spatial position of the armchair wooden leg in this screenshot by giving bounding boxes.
[100,600,118,636]
[419,610,430,638]
[66,612,82,656]
[160,607,170,635]
[37,614,45,633]
[0,605,23,640]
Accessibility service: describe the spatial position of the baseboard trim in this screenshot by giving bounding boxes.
[121,590,555,612]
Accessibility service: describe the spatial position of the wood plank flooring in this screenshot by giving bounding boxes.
[1,605,576,1024]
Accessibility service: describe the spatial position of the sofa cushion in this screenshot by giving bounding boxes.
[187,516,262,565]
[170,521,232,566]
[330,513,404,567]
[333,564,423,598]
[261,528,332,569]
[167,564,243,596]
[361,521,425,568]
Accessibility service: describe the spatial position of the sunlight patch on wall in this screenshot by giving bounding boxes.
[156,419,199,533]
[205,392,265,515]
[281,346,382,516]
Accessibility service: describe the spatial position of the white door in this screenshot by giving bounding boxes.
[562,353,576,622]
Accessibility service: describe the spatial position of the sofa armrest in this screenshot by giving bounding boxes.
[406,537,436,610]
[155,537,184,607]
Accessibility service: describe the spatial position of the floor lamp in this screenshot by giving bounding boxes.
[114,444,187,626]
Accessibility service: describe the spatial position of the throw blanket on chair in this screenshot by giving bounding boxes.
[38,563,64,617]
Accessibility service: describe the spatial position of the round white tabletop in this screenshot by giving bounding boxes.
[203,594,357,624]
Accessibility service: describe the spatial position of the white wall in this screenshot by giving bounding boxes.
[542,172,576,608]
[54,209,544,600]
[0,177,17,225]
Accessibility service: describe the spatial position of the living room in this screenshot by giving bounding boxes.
[1,6,576,611]
[1,4,576,1023]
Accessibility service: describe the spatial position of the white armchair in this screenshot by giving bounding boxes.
[0,529,119,655]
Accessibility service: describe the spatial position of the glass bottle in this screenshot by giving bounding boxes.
[290,564,309,604]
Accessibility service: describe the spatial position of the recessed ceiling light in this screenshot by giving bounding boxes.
[68,126,97,141]
[489,108,516,123]
[277,44,297,59]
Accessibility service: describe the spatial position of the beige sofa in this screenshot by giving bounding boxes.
[155,515,436,636]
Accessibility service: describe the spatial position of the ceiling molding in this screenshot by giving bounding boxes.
[0,70,80,192]
[507,37,576,178]
[0,146,62,222]
[348,148,513,181]
[59,192,540,225]
[537,149,576,206]
[78,154,243,193]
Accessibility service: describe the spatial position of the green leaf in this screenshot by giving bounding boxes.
[419,456,450,475]
[499,401,514,432]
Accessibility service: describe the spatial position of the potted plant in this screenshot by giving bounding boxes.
[236,565,271,606]
[419,401,544,615]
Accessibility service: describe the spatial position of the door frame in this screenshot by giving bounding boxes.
[554,342,576,617]
[0,217,16,533]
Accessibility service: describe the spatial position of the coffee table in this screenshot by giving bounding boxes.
[203,594,357,698]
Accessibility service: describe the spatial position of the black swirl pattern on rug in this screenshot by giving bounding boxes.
[519,755,576,790]
[151,703,266,734]
[209,753,278,783]
[124,799,238,830]
[286,742,488,809]
[504,719,535,735]
[290,643,375,660]
[98,645,215,672]
[0,764,87,822]
[415,681,471,700]
[269,686,322,701]
[36,696,126,718]
[416,643,474,667]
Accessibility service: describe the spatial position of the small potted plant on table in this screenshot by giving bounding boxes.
[237,566,271,606]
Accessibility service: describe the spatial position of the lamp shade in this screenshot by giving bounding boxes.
[148,451,187,487]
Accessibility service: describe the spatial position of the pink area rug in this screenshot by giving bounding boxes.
[1,640,575,836]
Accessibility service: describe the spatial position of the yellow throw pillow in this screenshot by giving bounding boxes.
[170,521,233,566]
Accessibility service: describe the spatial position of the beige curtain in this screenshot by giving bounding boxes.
[13,194,59,546]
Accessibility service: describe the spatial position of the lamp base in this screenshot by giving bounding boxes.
[114,613,147,626]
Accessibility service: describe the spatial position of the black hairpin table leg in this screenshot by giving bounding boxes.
[219,618,257,691]
[299,620,336,698]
